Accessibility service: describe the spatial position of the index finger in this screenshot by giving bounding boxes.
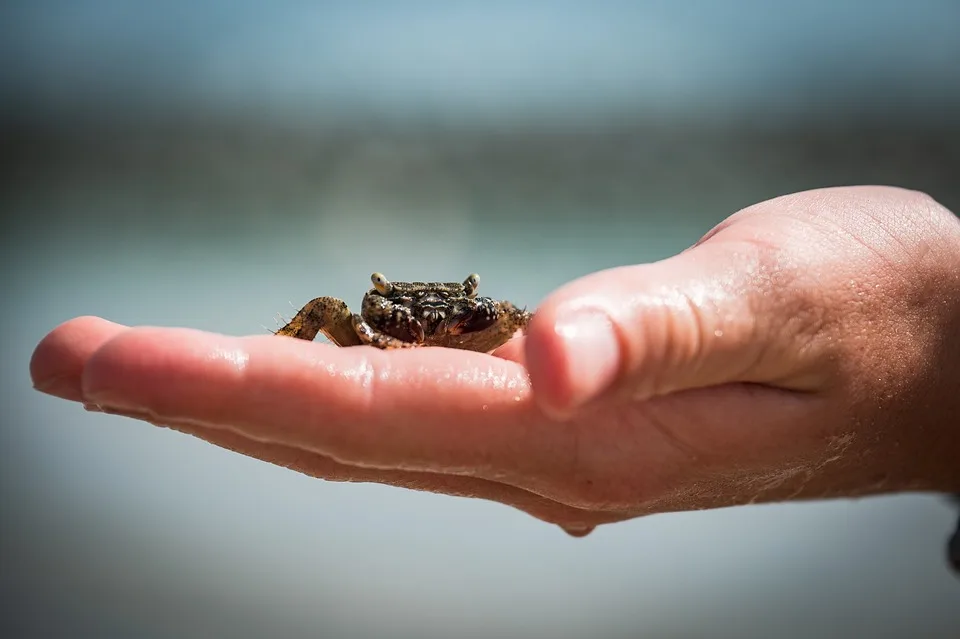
[79,325,567,483]
[30,316,129,401]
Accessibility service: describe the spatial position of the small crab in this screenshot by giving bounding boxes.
[274,272,532,352]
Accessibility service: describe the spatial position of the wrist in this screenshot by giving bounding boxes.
[898,201,960,492]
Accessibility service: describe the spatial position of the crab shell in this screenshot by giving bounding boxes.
[275,273,532,353]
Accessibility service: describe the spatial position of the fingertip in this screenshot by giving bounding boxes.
[30,316,128,401]
[491,335,526,365]
[524,309,575,417]
[525,301,622,419]
[80,326,242,409]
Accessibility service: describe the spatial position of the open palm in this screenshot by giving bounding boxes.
[31,186,960,535]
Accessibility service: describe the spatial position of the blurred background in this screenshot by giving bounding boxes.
[3,1,960,637]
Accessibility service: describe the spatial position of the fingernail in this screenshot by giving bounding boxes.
[553,309,620,412]
[33,374,83,401]
[93,404,160,422]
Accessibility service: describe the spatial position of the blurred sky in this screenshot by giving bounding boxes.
[3,0,960,125]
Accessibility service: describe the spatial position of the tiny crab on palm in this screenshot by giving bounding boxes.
[274,272,532,352]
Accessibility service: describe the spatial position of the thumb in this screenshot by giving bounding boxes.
[524,232,829,418]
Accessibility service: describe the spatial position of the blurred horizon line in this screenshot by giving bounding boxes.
[4,96,960,138]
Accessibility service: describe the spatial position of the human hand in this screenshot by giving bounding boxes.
[30,186,960,536]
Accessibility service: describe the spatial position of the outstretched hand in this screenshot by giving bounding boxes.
[30,186,960,535]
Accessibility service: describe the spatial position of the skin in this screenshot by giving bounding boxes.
[29,186,960,536]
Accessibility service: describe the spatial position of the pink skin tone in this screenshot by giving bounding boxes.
[30,186,960,536]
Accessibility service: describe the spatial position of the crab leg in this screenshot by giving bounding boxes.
[351,316,420,349]
[274,297,364,347]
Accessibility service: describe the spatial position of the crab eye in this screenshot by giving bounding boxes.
[463,273,480,297]
[371,272,393,295]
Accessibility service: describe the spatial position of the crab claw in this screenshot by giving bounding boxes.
[440,303,497,336]
[391,313,426,343]
[409,318,426,343]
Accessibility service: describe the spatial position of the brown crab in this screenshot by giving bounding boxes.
[274,272,532,352]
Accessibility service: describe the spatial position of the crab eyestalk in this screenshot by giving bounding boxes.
[463,273,480,297]
[371,272,393,295]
